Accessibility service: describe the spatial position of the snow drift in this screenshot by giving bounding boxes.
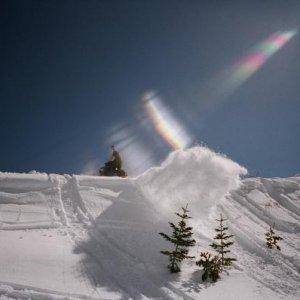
[0,147,299,299]
[137,147,247,220]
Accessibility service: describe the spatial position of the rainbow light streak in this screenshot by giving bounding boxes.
[141,30,297,151]
[143,91,192,150]
[228,30,297,89]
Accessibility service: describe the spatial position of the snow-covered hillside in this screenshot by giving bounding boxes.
[0,147,299,299]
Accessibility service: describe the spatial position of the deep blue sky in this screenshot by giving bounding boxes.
[1,0,299,177]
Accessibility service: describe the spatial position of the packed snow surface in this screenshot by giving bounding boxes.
[0,147,299,299]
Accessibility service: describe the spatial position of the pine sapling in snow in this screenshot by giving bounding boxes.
[159,204,196,273]
[210,213,236,266]
[196,252,222,282]
[265,223,283,250]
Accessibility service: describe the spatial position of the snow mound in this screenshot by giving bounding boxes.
[137,146,247,219]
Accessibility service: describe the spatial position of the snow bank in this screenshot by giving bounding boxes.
[0,173,65,230]
[0,173,53,192]
[221,176,300,296]
[136,146,247,220]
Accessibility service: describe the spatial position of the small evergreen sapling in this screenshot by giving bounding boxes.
[210,214,236,266]
[196,252,221,282]
[265,224,283,250]
[159,204,196,273]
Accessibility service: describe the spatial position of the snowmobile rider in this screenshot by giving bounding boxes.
[105,145,122,172]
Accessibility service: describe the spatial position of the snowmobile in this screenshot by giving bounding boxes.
[99,146,127,178]
[99,163,127,178]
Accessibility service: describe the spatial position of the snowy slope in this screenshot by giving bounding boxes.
[0,147,299,299]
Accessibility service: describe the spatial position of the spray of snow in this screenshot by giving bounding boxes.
[136,146,247,221]
[81,159,100,175]
[107,125,157,176]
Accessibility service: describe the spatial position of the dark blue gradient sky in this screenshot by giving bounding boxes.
[1,0,299,177]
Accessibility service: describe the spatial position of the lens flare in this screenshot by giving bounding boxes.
[143,91,192,150]
[228,30,297,89]
[194,29,298,112]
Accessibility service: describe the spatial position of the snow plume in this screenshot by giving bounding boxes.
[81,159,100,175]
[107,124,157,176]
[136,146,247,223]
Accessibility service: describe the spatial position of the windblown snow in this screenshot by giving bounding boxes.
[0,147,298,299]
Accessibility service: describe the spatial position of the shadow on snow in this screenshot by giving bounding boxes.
[73,183,195,299]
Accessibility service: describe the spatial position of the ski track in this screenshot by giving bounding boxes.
[0,168,299,299]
